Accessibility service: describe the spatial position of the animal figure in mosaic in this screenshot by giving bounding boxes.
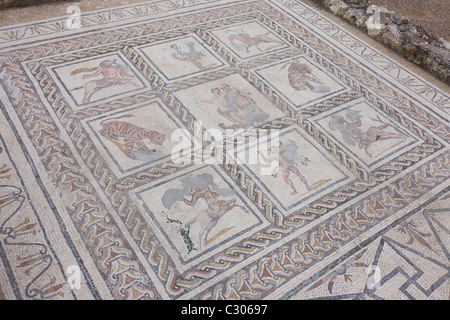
[281,60,330,93]
[99,114,165,160]
[71,59,140,104]
[226,29,284,53]
[166,42,208,70]
[181,186,249,250]
[162,173,243,252]
[329,109,407,158]
[201,83,269,129]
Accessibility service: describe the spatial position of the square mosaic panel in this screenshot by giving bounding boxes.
[133,165,269,271]
[49,52,149,109]
[210,20,290,60]
[255,55,349,109]
[312,98,421,169]
[136,34,227,82]
[83,99,190,177]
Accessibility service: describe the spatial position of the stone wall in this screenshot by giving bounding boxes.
[312,0,450,84]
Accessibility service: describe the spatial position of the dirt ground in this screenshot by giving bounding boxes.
[369,0,450,41]
[0,0,151,27]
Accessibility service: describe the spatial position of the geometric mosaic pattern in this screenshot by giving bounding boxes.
[0,0,448,300]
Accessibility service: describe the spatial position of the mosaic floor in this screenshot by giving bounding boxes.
[0,0,449,300]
